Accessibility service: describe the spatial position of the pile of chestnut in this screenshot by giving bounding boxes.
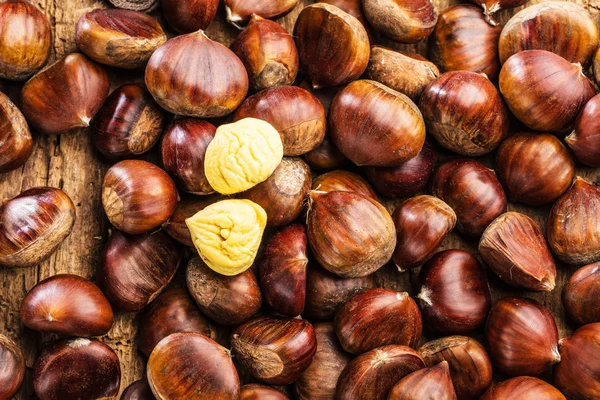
[1,0,600,398]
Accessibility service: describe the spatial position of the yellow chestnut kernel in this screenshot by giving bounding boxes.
[204,117,284,195]
[185,199,267,276]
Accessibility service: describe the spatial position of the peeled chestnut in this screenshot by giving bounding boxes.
[0,90,32,173]
[121,380,155,400]
[234,86,325,156]
[336,345,425,400]
[429,5,501,78]
[0,0,51,80]
[499,2,598,67]
[419,336,492,400]
[161,119,216,195]
[108,0,158,12]
[145,30,248,117]
[148,332,239,399]
[0,187,75,268]
[231,16,299,91]
[334,288,422,354]
[307,190,396,278]
[76,9,167,69]
[294,4,370,89]
[0,335,25,400]
[392,195,456,271]
[304,136,348,171]
[388,361,457,400]
[161,0,219,33]
[479,212,556,291]
[480,376,566,400]
[362,0,437,43]
[102,160,177,234]
[241,384,289,400]
[567,93,600,167]
[547,177,600,265]
[231,316,317,385]
[93,84,165,160]
[186,256,262,326]
[417,250,491,335]
[430,159,507,237]
[295,322,351,400]
[225,0,298,28]
[329,80,425,166]
[486,297,560,376]
[22,53,109,135]
[500,50,595,133]
[34,338,121,400]
[312,170,378,201]
[563,263,600,325]
[162,195,220,246]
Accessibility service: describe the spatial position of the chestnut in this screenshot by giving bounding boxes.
[499,50,595,133]
[547,177,600,265]
[420,71,508,156]
[76,9,166,69]
[336,345,425,400]
[0,187,75,268]
[224,0,298,28]
[0,90,32,173]
[553,323,600,399]
[470,0,527,25]
[312,170,378,201]
[162,195,221,246]
[320,0,374,40]
[334,288,422,354]
[307,190,396,278]
[93,84,165,161]
[102,160,178,234]
[486,297,560,376]
[595,48,600,86]
[186,256,262,326]
[161,0,219,33]
[160,119,216,195]
[419,336,492,400]
[429,5,501,78]
[392,195,456,271]
[121,380,155,400]
[388,361,457,400]
[241,384,289,400]
[231,16,299,92]
[0,0,51,80]
[34,338,121,400]
[480,376,566,400]
[147,332,240,399]
[479,212,556,291]
[145,30,248,118]
[0,335,25,400]
[304,136,349,171]
[21,53,109,135]
[417,250,491,335]
[566,93,600,167]
[295,322,351,400]
[329,80,426,167]
[430,159,507,237]
[362,0,437,43]
[234,86,325,156]
[108,0,158,12]
[294,3,370,89]
[563,263,600,326]
[231,316,317,385]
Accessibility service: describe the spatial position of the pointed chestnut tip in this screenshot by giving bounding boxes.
[248,13,263,24]
[541,276,556,292]
[225,6,244,30]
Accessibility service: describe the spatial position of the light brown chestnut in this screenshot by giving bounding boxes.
[225,0,298,28]
[470,0,527,25]
[0,335,25,400]
[392,195,456,271]
[294,4,370,89]
[480,376,566,400]
[388,361,457,400]
[121,379,156,400]
[240,384,289,400]
[21,53,109,135]
[566,93,600,167]
[329,80,425,167]
[362,0,437,43]
[0,187,75,268]
[312,170,378,201]
[0,90,32,173]
[304,136,349,171]
[145,31,248,118]
[563,262,600,325]
[108,0,158,12]
[320,0,373,39]
[162,195,221,247]
[161,0,219,33]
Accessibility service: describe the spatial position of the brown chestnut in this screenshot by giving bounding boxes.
[563,263,600,325]
[0,187,75,268]
[362,0,437,43]
[225,0,298,28]
[22,53,109,135]
[312,170,378,201]
[304,136,349,171]
[334,288,422,354]
[160,119,216,195]
[102,160,178,234]
[0,335,25,400]
[566,93,600,167]
[234,86,325,156]
[162,195,221,247]
[147,332,239,399]
[329,80,425,167]
[0,0,51,80]
[145,30,248,118]
[93,84,165,161]
[320,0,374,39]
[294,3,370,89]
[307,190,396,278]
[392,195,456,271]
[231,16,299,92]
[388,361,457,400]
[161,0,219,33]
[480,376,566,400]
[417,250,491,335]
[231,316,317,385]
[430,159,507,237]
[34,338,121,400]
[186,256,262,325]
[499,50,595,133]
[0,90,32,173]
[121,380,155,400]
[108,0,158,12]
[240,384,289,400]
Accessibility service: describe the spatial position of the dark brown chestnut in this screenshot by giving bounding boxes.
[388,361,457,400]
[362,0,437,43]
[430,159,507,237]
[240,384,289,400]
[417,250,491,335]
[480,376,566,400]
[563,262,600,325]
[0,90,32,173]
[304,135,349,171]
[121,380,155,400]
[93,84,165,161]
[312,170,378,201]
[0,187,75,268]
[161,0,219,33]
[224,0,298,28]
[470,0,527,25]
[0,335,25,400]
[566,93,600,167]
[162,195,221,247]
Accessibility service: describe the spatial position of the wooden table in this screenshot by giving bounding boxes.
[1,0,599,398]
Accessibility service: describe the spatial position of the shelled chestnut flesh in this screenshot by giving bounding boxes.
[362,0,437,43]
[162,195,221,247]
[388,361,457,400]
[240,384,289,400]
[312,170,378,200]
[0,335,25,400]
[480,376,566,400]
[0,90,32,173]
[566,93,600,167]
[563,262,600,325]
[121,379,155,400]
[224,0,298,28]
[161,0,219,33]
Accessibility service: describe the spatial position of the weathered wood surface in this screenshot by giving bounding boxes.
[1,0,600,398]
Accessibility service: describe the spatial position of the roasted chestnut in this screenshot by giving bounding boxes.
[362,0,437,43]
[566,93,600,167]
[161,0,219,33]
[312,170,378,201]
[0,90,32,173]
[224,0,298,28]
[563,262,600,325]
[108,0,158,12]
[121,379,155,400]
[304,135,349,171]
[240,384,289,400]
[0,187,75,268]
[388,361,457,400]
[0,335,25,400]
[470,0,527,25]
[480,376,566,400]
[162,195,221,246]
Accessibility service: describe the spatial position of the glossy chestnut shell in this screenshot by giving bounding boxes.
[362,0,438,43]
[312,170,378,201]
[161,0,219,33]
[320,0,373,40]
[567,93,600,167]
[304,135,348,171]
[224,0,298,27]
[121,379,155,400]
[388,361,457,400]
[0,90,32,173]
[0,334,25,400]
[240,384,289,400]
[563,262,600,325]
[480,376,566,400]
